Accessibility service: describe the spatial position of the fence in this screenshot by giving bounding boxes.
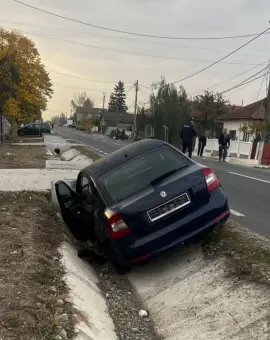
[194,138,259,159]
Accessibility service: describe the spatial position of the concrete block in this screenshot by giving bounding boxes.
[61,149,80,161]
[46,160,91,170]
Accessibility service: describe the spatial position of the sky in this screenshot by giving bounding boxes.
[1,0,270,120]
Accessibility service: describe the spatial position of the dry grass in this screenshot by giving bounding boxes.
[0,192,74,340]
[11,136,44,143]
[74,146,101,161]
[0,145,48,169]
[202,221,270,286]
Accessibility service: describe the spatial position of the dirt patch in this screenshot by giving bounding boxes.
[202,221,270,286]
[0,144,48,168]
[74,146,101,161]
[0,192,75,340]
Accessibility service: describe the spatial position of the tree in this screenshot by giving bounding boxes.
[108,93,117,112]
[239,121,270,142]
[70,92,94,112]
[0,29,53,124]
[108,81,127,112]
[193,91,228,136]
[145,77,191,143]
[0,54,20,140]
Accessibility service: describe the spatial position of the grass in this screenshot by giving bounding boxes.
[74,145,101,161]
[11,136,44,143]
[0,192,75,340]
[202,221,270,287]
[0,144,48,169]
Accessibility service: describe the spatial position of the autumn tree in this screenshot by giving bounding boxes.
[70,92,94,113]
[0,28,53,124]
[108,81,127,112]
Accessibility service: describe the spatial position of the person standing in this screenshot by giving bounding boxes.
[218,129,230,162]
[181,118,197,158]
[197,131,207,157]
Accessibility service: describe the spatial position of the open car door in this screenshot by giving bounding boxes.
[55,180,90,241]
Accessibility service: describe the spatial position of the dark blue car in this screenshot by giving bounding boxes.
[56,139,230,271]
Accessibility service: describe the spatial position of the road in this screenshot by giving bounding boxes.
[56,127,270,239]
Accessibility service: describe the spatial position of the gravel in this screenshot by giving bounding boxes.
[95,262,161,340]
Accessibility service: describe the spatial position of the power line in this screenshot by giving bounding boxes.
[1,25,262,66]
[172,25,270,85]
[256,73,267,101]
[220,72,269,95]
[48,68,134,84]
[1,19,269,59]
[11,0,270,41]
[53,82,113,91]
[191,62,268,95]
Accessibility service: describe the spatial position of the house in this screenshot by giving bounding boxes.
[100,111,134,133]
[75,107,107,123]
[216,99,266,142]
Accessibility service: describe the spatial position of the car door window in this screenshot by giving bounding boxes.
[25,124,34,130]
[80,176,93,205]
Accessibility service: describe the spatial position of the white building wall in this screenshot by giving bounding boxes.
[223,120,250,141]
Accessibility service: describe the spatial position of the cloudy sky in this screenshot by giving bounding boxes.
[2,0,270,120]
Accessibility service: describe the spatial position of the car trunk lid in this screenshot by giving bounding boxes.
[112,165,209,237]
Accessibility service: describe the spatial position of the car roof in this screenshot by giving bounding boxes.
[84,138,166,179]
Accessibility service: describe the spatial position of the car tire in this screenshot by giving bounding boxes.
[18,131,24,136]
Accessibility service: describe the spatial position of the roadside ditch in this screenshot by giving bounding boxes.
[2,136,270,339]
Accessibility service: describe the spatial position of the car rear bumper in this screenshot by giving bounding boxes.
[111,188,230,265]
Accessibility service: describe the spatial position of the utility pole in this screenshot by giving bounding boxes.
[259,68,270,165]
[262,76,270,140]
[102,92,107,110]
[134,80,139,137]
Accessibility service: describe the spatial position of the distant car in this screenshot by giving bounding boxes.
[76,125,87,131]
[17,122,51,136]
[109,129,117,139]
[55,139,230,272]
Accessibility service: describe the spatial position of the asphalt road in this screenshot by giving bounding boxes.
[56,127,270,239]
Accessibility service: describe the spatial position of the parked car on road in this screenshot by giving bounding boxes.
[55,139,230,272]
[17,122,51,136]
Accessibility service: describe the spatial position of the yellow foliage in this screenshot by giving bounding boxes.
[0,28,53,123]
[4,98,20,121]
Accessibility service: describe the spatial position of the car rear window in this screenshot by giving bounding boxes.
[98,145,191,205]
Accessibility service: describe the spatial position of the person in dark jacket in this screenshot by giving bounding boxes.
[218,129,230,162]
[180,118,197,158]
[197,131,207,157]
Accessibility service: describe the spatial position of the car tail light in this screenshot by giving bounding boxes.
[202,167,220,192]
[104,209,130,239]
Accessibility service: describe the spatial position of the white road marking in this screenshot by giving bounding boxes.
[229,172,270,184]
[230,209,245,217]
